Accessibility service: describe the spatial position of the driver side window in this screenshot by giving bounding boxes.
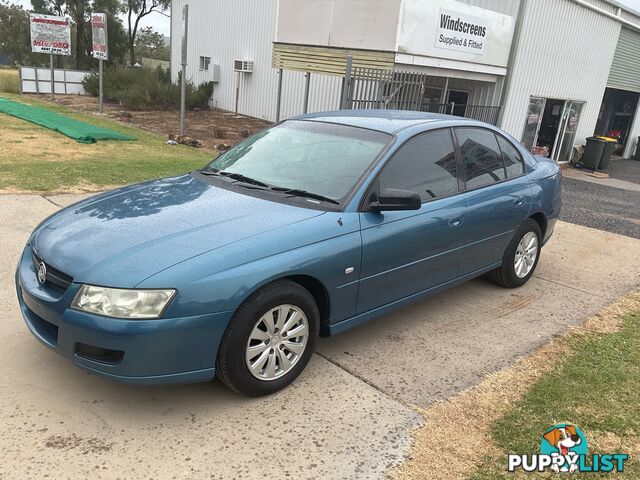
[378,129,459,202]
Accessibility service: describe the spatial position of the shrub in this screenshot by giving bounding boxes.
[82,65,212,111]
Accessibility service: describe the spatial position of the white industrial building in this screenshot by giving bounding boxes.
[171,0,640,160]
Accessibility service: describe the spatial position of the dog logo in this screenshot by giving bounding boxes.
[540,424,588,473]
[37,262,47,285]
[509,423,627,473]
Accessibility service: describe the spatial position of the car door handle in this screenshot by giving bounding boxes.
[514,198,525,206]
[448,217,464,227]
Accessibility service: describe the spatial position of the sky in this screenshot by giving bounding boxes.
[617,0,640,14]
[14,0,171,36]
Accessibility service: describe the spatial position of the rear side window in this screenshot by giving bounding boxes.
[378,129,459,202]
[497,135,525,178]
[455,128,506,190]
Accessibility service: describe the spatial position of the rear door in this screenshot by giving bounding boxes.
[357,129,467,314]
[454,127,532,275]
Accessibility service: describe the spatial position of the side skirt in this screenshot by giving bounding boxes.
[328,261,502,336]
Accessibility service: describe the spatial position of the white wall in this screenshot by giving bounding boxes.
[171,0,342,121]
[500,0,622,150]
[276,0,402,51]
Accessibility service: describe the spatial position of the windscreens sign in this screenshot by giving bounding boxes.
[436,8,488,54]
[91,13,109,60]
[398,0,515,68]
[29,13,71,56]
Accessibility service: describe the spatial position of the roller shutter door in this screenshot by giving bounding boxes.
[608,27,640,93]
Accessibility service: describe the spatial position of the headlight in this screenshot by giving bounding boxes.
[71,285,176,319]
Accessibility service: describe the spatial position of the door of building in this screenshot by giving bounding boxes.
[521,97,584,162]
[448,90,469,116]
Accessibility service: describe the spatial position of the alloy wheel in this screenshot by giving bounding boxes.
[514,231,539,278]
[245,304,309,381]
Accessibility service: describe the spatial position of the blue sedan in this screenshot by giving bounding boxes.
[16,111,561,396]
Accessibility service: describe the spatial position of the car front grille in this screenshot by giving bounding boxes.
[31,248,73,291]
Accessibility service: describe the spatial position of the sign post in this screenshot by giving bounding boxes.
[180,4,189,136]
[29,13,71,99]
[91,13,109,114]
[49,54,54,100]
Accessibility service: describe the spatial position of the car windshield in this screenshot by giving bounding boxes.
[205,120,392,202]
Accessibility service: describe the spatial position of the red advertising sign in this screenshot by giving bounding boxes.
[91,13,109,61]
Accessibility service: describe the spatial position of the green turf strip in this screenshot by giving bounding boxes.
[0,97,135,144]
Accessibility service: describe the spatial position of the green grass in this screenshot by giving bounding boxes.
[469,311,640,479]
[0,93,213,192]
[0,68,20,94]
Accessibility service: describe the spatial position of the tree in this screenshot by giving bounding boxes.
[125,0,169,66]
[133,25,168,63]
[0,1,33,65]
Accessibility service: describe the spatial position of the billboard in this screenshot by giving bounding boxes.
[29,13,71,56]
[91,13,109,61]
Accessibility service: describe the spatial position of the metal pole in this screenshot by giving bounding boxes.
[50,54,54,100]
[98,59,104,114]
[440,77,449,105]
[180,64,187,136]
[179,4,189,136]
[275,68,283,122]
[235,71,240,117]
[302,72,311,114]
[340,56,353,110]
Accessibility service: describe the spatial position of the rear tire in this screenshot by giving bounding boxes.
[216,280,319,396]
[488,219,542,288]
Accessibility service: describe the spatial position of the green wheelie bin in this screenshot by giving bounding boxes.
[582,137,606,170]
[596,136,617,171]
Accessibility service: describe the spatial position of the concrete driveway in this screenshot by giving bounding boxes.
[1,193,639,479]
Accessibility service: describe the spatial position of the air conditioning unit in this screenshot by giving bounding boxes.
[234,60,254,73]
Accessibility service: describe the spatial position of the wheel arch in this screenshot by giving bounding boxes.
[284,275,331,337]
[528,211,548,239]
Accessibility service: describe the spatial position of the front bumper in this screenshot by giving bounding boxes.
[15,245,232,385]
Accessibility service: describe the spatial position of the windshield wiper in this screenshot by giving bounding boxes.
[270,187,340,205]
[199,169,270,189]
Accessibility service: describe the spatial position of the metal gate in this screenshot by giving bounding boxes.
[342,66,501,125]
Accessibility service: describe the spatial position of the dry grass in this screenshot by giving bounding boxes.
[0,93,213,192]
[389,291,640,480]
[0,69,19,94]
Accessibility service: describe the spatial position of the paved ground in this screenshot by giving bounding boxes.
[1,193,639,479]
[608,158,640,184]
[561,161,640,239]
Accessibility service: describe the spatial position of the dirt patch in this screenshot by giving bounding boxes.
[388,290,640,480]
[0,184,115,196]
[45,433,113,455]
[30,94,272,151]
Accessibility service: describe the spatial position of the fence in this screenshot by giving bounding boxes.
[343,66,502,125]
[19,66,90,95]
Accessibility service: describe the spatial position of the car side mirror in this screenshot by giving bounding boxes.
[369,188,422,211]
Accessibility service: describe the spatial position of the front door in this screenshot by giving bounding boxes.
[357,128,467,314]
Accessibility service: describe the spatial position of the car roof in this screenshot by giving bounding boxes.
[292,109,485,134]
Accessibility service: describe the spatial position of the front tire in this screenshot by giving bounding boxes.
[488,219,542,288]
[216,280,319,396]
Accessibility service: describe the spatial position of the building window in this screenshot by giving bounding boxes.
[200,56,211,71]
